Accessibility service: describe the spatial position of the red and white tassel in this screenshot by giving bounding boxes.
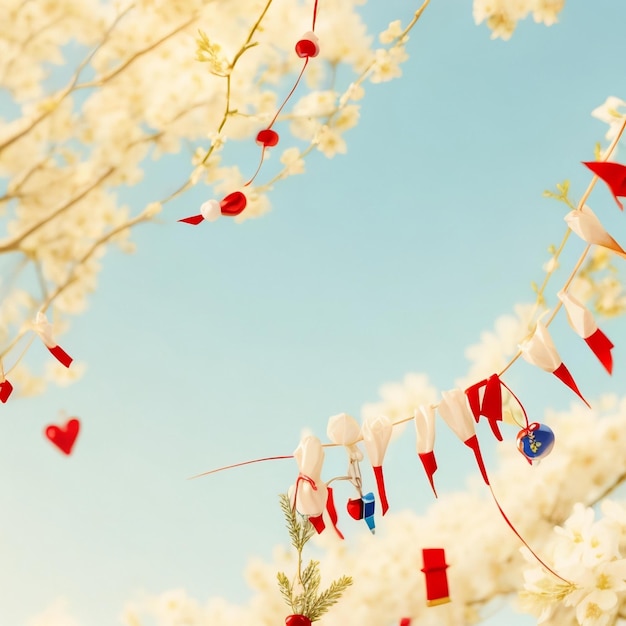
[361,415,392,515]
[558,291,614,374]
[519,320,590,407]
[32,312,72,368]
[414,405,438,496]
[438,389,489,485]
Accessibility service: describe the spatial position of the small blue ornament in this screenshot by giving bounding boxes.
[516,423,555,461]
[362,492,376,534]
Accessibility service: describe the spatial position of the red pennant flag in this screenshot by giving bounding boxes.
[583,161,626,210]
[373,465,389,515]
[464,378,486,422]
[464,375,503,441]
[464,434,489,485]
[178,214,204,225]
[585,328,614,375]
[481,375,504,441]
[553,363,591,408]
[418,450,438,497]
[559,291,614,375]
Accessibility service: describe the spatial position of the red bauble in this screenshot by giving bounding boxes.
[295,38,319,58]
[256,129,279,147]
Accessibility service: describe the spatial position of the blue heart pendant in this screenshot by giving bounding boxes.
[516,423,555,462]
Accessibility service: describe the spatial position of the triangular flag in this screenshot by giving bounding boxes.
[583,161,626,210]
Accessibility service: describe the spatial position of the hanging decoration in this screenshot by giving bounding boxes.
[413,405,438,496]
[181,0,321,224]
[421,548,451,607]
[518,320,590,407]
[32,312,73,368]
[583,160,626,210]
[194,143,626,595]
[45,417,81,455]
[558,291,614,373]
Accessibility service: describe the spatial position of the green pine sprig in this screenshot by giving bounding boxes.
[277,494,353,622]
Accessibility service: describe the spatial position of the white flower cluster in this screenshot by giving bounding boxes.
[521,498,626,626]
[473,0,565,40]
[0,0,415,394]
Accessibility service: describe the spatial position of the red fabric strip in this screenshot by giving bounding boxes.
[481,375,503,440]
[48,345,72,368]
[308,513,325,534]
[585,327,614,375]
[373,465,389,515]
[464,378,486,422]
[325,486,344,539]
[418,450,438,497]
[552,362,590,408]
[463,434,489,485]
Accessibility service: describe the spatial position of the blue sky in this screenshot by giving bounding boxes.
[1,1,626,625]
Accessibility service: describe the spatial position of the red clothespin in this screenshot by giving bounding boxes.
[558,291,614,374]
[33,312,73,368]
[421,548,451,607]
[583,161,626,210]
[519,321,590,408]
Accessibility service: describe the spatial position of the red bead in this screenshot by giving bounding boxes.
[219,191,247,216]
[256,129,279,147]
[295,37,319,58]
[285,615,312,626]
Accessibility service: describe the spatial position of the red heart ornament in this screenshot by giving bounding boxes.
[45,418,80,455]
[285,615,312,626]
[219,191,247,216]
[256,129,279,147]
[346,497,363,520]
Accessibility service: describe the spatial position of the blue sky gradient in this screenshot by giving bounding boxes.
[1,1,626,624]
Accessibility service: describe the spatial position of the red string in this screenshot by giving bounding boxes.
[312,0,319,30]
[244,144,267,187]
[189,455,293,479]
[489,485,571,584]
[498,378,530,429]
[268,58,309,131]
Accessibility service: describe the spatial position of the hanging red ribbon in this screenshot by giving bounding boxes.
[464,374,504,441]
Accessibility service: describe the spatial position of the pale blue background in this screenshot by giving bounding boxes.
[1,1,626,624]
